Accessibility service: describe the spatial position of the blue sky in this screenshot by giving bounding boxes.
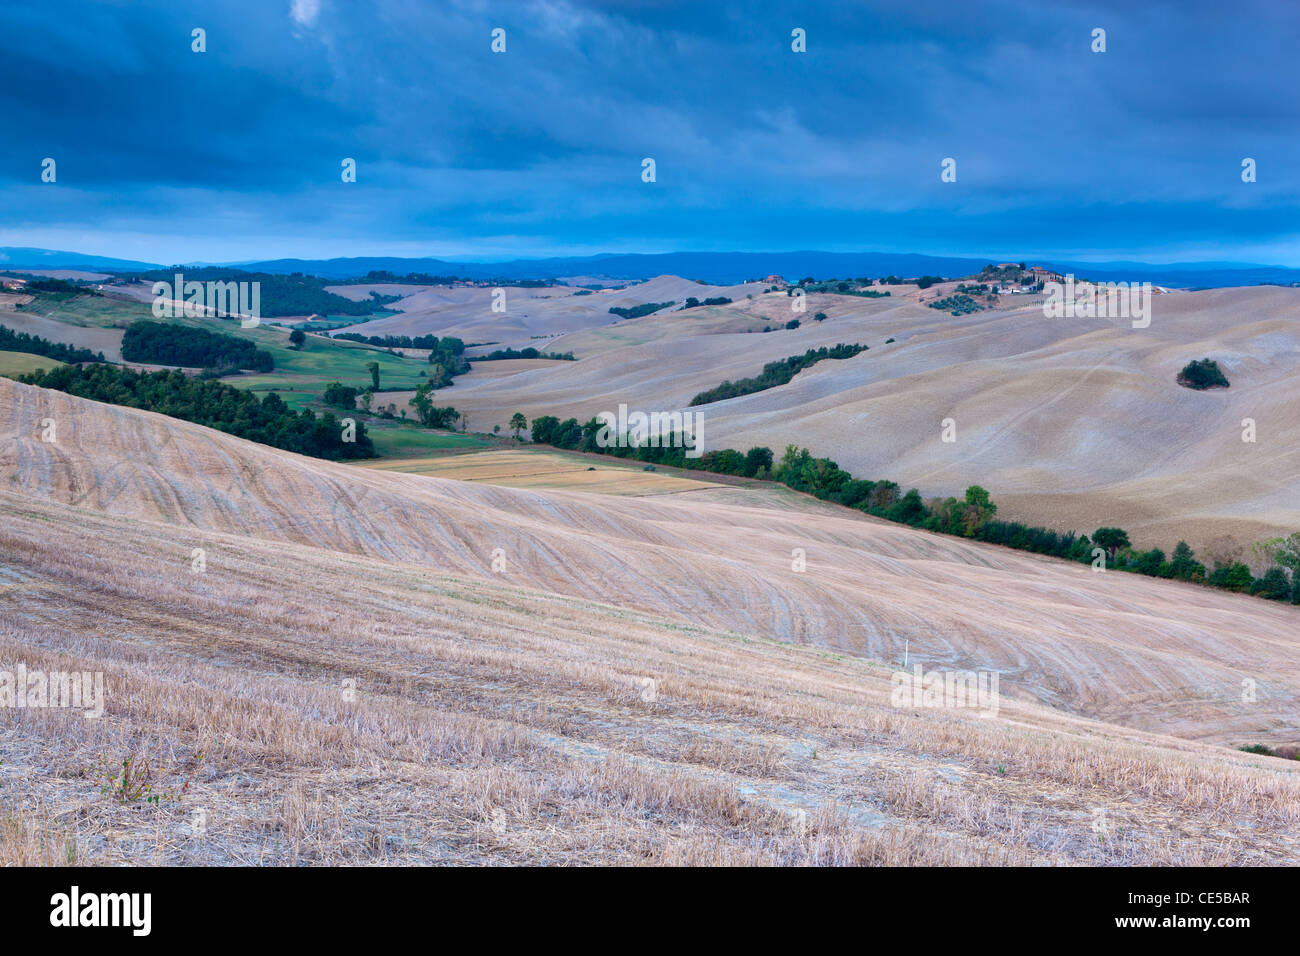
[3,0,1298,265]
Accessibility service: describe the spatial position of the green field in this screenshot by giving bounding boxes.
[365,422,491,457]
[22,290,434,402]
[17,291,148,328]
[0,349,68,378]
[15,290,472,459]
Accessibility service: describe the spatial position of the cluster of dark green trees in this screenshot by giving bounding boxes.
[792,279,891,297]
[681,296,732,308]
[474,346,575,361]
[19,277,97,294]
[609,301,673,319]
[1178,358,1230,390]
[0,323,105,363]
[20,364,374,460]
[688,344,870,406]
[927,294,984,315]
[409,383,460,428]
[334,332,461,351]
[522,421,1300,605]
[126,268,398,317]
[323,381,361,410]
[330,332,467,387]
[121,320,273,372]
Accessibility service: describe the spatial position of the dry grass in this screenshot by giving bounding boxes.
[359,449,721,496]
[3,496,1299,866]
[431,284,1300,551]
[2,380,1300,865]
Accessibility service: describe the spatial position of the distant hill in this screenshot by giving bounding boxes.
[0,246,161,272]
[5,246,1300,288]
[205,252,1300,289]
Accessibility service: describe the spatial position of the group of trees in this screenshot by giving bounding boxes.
[523,416,1300,606]
[792,279,892,298]
[608,301,673,319]
[426,340,468,388]
[1177,358,1230,390]
[331,332,468,388]
[529,414,774,477]
[323,381,360,409]
[20,364,374,460]
[409,382,460,428]
[0,323,105,363]
[333,332,460,351]
[474,346,575,361]
[681,296,732,309]
[20,277,98,295]
[688,344,870,406]
[928,294,984,316]
[121,320,274,372]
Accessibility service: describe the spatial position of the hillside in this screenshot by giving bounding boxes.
[421,283,1300,553]
[5,376,1299,744]
[3,377,1299,865]
[333,276,767,347]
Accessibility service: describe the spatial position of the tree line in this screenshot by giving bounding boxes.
[522,418,1300,606]
[473,346,576,361]
[0,323,105,364]
[609,301,674,319]
[688,344,870,406]
[20,364,374,460]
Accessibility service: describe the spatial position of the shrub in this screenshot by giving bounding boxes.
[323,381,359,409]
[1177,358,1229,390]
[1251,567,1292,600]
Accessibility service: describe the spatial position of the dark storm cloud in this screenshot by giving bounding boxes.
[2,0,1297,262]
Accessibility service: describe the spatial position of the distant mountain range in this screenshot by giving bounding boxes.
[0,247,160,272]
[4,247,1299,289]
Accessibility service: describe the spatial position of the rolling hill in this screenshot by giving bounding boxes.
[3,375,1299,865]
[421,283,1300,554]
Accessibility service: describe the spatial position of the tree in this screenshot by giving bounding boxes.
[1093,527,1131,561]
[1132,548,1166,576]
[366,361,380,390]
[1208,561,1254,593]
[887,488,926,525]
[1251,567,1292,601]
[289,328,306,349]
[509,412,528,441]
[323,381,358,409]
[1254,533,1300,575]
[530,415,559,445]
[410,382,433,425]
[785,319,800,330]
[961,485,997,536]
[743,446,774,478]
[1176,358,1229,390]
[1168,541,1205,582]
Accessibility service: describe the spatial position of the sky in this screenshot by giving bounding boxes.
[2,0,1299,265]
